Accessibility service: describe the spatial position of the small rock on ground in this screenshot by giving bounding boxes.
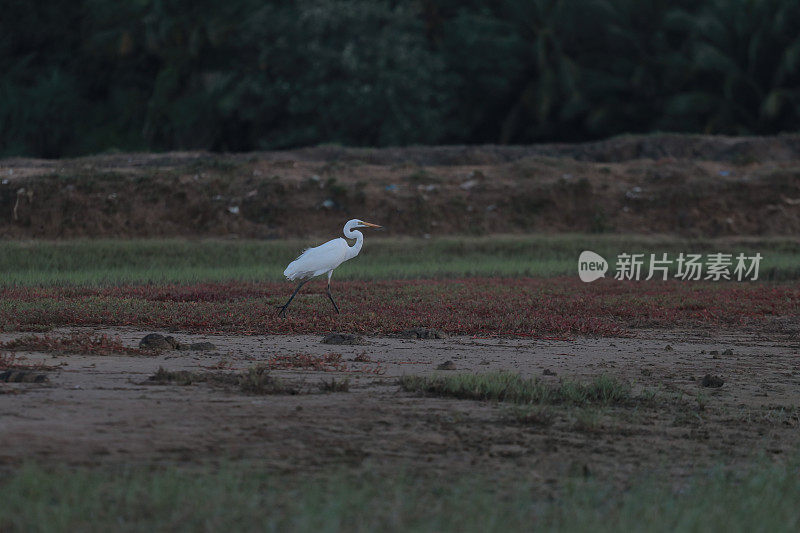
[140,334,216,351]
[0,370,48,383]
[701,374,724,388]
[436,360,456,370]
[139,333,180,350]
[322,333,365,345]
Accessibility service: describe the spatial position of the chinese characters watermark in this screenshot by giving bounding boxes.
[579,251,762,282]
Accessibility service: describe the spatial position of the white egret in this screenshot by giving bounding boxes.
[277,219,382,317]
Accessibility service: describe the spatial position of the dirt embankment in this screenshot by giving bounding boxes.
[1,134,799,238]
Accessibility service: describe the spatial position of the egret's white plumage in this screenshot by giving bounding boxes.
[284,238,351,281]
[277,219,381,316]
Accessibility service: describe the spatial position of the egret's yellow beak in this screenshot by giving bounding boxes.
[360,221,382,228]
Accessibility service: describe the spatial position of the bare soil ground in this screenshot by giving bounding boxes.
[2,327,798,493]
[1,134,799,238]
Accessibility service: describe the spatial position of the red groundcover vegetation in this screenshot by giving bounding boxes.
[0,331,144,356]
[0,278,796,337]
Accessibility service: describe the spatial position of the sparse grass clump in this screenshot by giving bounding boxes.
[238,364,295,395]
[352,351,373,363]
[559,374,632,405]
[0,331,144,356]
[571,408,607,433]
[267,352,347,372]
[147,365,296,395]
[148,367,196,386]
[319,377,350,393]
[266,353,383,375]
[400,372,632,406]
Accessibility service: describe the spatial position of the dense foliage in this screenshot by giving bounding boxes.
[1,0,799,157]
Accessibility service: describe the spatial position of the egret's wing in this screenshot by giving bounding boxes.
[283,238,348,280]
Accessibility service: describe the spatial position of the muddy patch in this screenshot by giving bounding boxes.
[0,327,798,491]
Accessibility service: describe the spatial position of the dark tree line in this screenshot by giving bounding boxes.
[1,0,799,157]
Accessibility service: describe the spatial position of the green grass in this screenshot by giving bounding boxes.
[0,234,797,285]
[399,372,632,406]
[1,460,798,532]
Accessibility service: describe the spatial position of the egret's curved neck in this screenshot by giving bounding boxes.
[343,226,363,260]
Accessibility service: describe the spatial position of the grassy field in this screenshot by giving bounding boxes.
[2,460,799,532]
[2,234,798,531]
[0,234,798,285]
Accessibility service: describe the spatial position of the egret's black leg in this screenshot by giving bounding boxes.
[276,279,309,317]
[326,280,340,314]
